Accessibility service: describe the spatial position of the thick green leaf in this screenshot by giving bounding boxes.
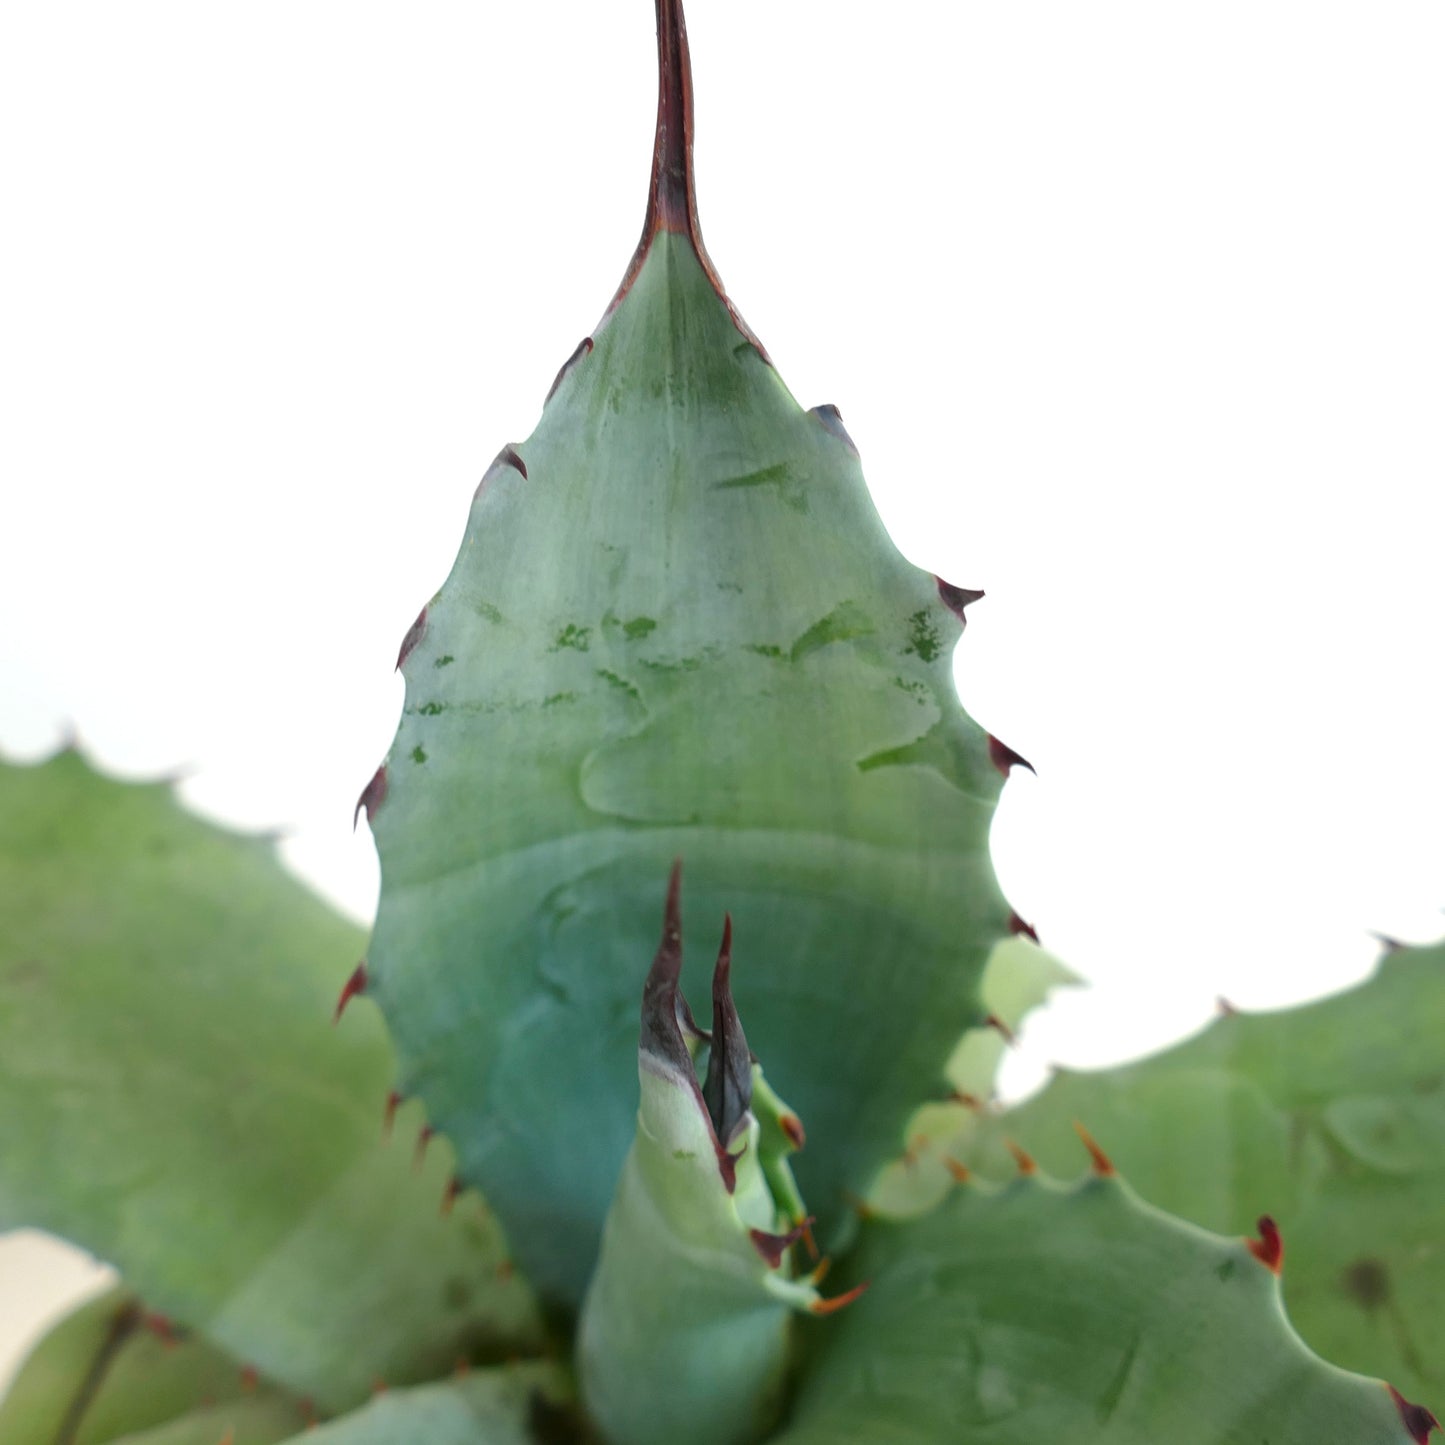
[270,1365,571,1445]
[366,3,1016,1312]
[967,941,1445,1399]
[0,1287,305,1445]
[0,750,542,1412]
[778,1174,1437,1444]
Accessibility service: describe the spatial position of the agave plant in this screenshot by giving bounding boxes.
[1,3,1440,1442]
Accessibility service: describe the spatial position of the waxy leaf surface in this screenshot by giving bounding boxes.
[0,1287,306,1445]
[0,751,541,1413]
[367,225,1013,1309]
[968,940,1445,1400]
[779,1175,1431,1444]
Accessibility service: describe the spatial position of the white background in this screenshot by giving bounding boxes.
[1,0,1442,1388]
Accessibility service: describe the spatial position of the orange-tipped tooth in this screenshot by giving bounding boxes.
[810,1281,869,1316]
[779,1112,806,1150]
[944,1156,972,1184]
[950,1090,985,1112]
[807,1256,834,1287]
[239,1364,259,1393]
[333,962,368,1025]
[1073,1121,1115,1177]
[902,1133,930,1166]
[799,1216,820,1261]
[1006,1140,1038,1176]
[219,1431,235,1445]
[842,1190,876,1221]
[1246,1215,1284,1274]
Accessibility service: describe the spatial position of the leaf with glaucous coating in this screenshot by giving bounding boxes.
[0,1288,307,1445]
[775,1170,1438,1445]
[966,938,1445,1399]
[269,1365,572,1445]
[578,869,845,1445]
[363,0,1022,1314]
[0,750,542,1413]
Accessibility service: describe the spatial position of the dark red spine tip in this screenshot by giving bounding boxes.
[937,579,986,621]
[1389,1385,1441,1443]
[383,1090,403,1136]
[988,734,1035,778]
[414,1125,436,1167]
[749,1217,814,1269]
[442,1177,462,1216]
[499,445,528,480]
[1007,911,1041,944]
[354,766,388,831]
[1247,1215,1284,1274]
[333,962,368,1024]
[142,1313,178,1348]
[780,1112,807,1150]
[395,608,427,672]
[545,337,595,403]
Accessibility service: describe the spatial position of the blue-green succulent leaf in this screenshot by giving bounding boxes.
[365,0,1017,1312]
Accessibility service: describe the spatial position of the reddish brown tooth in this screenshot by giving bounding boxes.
[1246,1215,1284,1274]
[779,1112,807,1150]
[1387,1384,1441,1444]
[748,1216,815,1269]
[988,734,1035,778]
[1073,1121,1115,1177]
[414,1125,436,1168]
[395,607,427,671]
[943,1157,972,1184]
[545,336,594,403]
[383,1090,403,1137]
[936,578,985,621]
[1007,911,1041,944]
[353,765,388,830]
[240,1365,259,1393]
[333,962,368,1024]
[984,1013,1017,1046]
[442,1177,462,1216]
